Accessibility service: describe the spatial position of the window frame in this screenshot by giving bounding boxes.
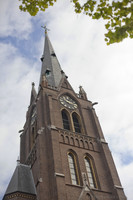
[61,109,71,131]
[84,156,98,189]
[72,112,81,133]
[67,152,80,185]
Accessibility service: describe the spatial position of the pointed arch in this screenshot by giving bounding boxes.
[70,137,74,145]
[80,140,84,148]
[75,138,80,147]
[85,141,89,149]
[84,155,97,189]
[65,136,70,144]
[60,134,65,143]
[72,112,81,133]
[89,142,94,151]
[61,109,70,130]
[68,151,80,185]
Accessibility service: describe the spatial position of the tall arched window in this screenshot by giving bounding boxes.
[84,156,97,188]
[62,110,70,130]
[30,126,36,150]
[72,112,81,133]
[32,127,35,144]
[68,153,79,185]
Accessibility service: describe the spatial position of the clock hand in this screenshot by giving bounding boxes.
[65,99,74,104]
[65,100,77,107]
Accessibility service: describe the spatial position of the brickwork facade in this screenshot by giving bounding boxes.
[19,77,127,200]
[3,32,127,200]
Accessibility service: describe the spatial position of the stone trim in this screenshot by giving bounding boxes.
[55,172,65,177]
[58,128,99,152]
[99,138,107,144]
[114,185,123,189]
[4,192,36,200]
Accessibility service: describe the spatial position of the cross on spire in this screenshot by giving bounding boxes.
[41,25,50,34]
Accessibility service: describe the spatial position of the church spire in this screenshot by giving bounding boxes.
[39,29,65,88]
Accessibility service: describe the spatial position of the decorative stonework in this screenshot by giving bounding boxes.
[25,143,37,166]
[5,192,36,200]
[58,128,99,152]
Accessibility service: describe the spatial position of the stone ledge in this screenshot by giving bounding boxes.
[55,172,65,177]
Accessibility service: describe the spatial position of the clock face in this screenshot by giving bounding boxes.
[60,95,77,109]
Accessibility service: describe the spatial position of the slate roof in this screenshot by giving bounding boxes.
[39,32,65,88]
[3,164,37,198]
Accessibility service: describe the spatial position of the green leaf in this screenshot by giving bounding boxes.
[105,23,110,29]
[18,0,133,44]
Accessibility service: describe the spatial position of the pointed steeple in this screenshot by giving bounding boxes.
[40,31,65,88]
[3,164,37,200]
[30,82,37,105]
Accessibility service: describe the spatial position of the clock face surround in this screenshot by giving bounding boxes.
[60,95,77,109]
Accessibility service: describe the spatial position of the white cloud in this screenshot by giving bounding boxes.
[0,0,32,39]
[113,154,133,199]
[0,42,39,198]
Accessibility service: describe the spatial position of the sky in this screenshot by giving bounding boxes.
[0,0,133,199]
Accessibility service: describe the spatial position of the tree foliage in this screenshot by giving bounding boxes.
[19,0,133,45]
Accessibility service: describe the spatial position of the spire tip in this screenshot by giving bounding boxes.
[41,25,50,34]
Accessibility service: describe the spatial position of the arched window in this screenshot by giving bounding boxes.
[30,126,36,150]
[32,127,35,144]
[72,112,81,133]
[62,110,70,130]
[84,157,97,188]
[68,153,79,185]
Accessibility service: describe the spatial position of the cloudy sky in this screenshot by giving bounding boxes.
[0,0,133,199]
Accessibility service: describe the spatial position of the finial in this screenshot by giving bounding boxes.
[32,82,35,87]
[79,85,87,100]
[41,25,50,34]
[17,156,20,166]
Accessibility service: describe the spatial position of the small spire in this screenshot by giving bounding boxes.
[79,86,87,100]
[30,82,37,105]
[32,82,35,87]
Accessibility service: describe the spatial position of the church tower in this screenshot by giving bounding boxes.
[3,30,127,200]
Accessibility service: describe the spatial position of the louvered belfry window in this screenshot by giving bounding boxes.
[62,110,70,130]
[72,112,81,133]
